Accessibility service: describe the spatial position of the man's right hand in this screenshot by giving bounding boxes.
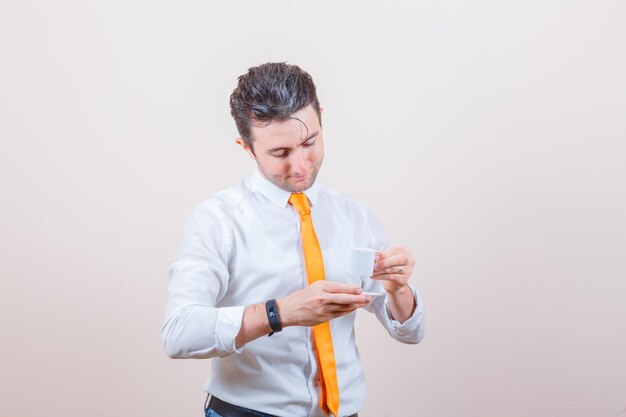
[277,281,371,327]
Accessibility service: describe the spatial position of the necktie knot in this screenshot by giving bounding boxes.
[289,193,311,218]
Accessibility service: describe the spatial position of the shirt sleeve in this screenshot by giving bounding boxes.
[161,202,245,359]
[381,286,425,343]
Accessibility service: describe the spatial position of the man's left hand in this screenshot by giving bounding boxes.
[371,246,415,293]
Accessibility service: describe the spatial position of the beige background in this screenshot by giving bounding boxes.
[1,1,625,416]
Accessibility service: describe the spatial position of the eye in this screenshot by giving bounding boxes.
[303,138,316,147]
[272,151,289,158]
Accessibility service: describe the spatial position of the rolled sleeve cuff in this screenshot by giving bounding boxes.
[384,286,424,336]
[215,305,246,356]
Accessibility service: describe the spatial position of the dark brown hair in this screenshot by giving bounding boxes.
[230,62,322,149]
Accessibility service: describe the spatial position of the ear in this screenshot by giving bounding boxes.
[236,138,256,160]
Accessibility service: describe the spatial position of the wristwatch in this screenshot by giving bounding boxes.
[265,299,282,336]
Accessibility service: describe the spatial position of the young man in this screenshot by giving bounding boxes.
[162,62,425,417]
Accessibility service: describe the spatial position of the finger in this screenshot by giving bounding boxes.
[328,302,370,314]
[329,302,366,311]
[373,264,408,276]
[369,273,404,282]
[328,305,364,319]
[328,293,371,305]
[376,246,407,259]
[374,254,407,272]
[320,281,362,294]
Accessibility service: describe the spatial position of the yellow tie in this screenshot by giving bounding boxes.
[289,193,340,417]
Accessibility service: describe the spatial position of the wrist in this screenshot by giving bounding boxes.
[275,298,290,328]
[387,285,416,320]
[386,284,412,297]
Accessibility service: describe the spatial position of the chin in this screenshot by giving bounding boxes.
[278,177,312,193]
[268,168,320,192]
[283,182,308,193]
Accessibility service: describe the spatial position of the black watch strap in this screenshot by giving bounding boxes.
[265,299,282,336]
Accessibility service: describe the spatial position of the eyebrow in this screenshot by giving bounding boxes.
[266,131,319,154]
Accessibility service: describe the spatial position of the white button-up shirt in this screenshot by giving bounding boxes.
[162,169,425,417]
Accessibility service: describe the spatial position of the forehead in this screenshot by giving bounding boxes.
[250,105,320,150]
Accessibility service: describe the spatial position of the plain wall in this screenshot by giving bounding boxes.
[1,1,625,416]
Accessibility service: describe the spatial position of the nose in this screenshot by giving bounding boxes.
[291,148,308,174]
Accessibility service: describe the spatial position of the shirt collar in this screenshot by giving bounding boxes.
[247,167,321,208]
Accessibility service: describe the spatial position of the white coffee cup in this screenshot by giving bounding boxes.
[350,247,376,277]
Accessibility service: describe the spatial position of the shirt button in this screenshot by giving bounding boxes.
[313,380,319,387]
